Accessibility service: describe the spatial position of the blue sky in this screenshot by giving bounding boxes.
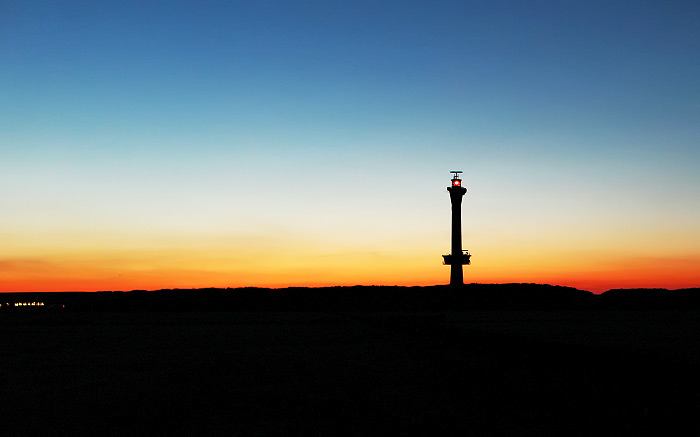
[1,1,699,291]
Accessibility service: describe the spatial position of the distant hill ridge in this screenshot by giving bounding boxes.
[3,284,700,311]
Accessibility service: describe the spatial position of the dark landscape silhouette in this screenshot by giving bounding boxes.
[4,283,700,312]
[3,283,700,435]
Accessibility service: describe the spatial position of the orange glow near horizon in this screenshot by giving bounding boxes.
[2,199,699,295]
[2,245,698,294]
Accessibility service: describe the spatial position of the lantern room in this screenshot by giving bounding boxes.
[450,170,462,187]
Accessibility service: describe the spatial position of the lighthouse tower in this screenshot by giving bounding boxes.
[442,171,471,287]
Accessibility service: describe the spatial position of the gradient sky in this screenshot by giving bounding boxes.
[2,0,699,293]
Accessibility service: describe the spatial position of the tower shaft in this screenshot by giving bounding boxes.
[442,171,470,287]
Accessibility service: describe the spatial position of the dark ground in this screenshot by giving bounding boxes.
[2,307,700,435]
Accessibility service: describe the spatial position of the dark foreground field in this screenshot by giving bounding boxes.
[2,309,700,435]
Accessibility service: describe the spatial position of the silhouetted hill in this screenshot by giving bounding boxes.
[5,283,700,312]
[1,284,590,312]
[597,287,700,310]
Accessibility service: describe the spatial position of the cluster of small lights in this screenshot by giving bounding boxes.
[12,302,45,307]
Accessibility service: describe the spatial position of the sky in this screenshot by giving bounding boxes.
[1,0,699,293]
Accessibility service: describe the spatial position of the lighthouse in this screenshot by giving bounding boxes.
[442,171,471,287]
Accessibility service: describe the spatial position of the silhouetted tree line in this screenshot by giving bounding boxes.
[3,284,700,312]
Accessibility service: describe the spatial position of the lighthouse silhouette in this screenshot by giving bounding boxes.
[442,171,471,287]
